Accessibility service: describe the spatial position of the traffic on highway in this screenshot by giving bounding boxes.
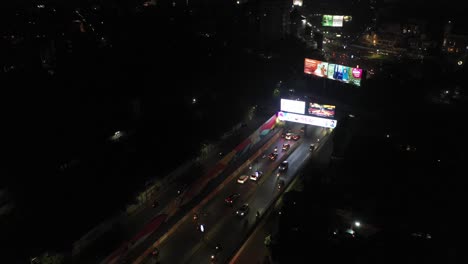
[138,124,329,264]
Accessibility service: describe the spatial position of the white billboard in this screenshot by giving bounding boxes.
[280,99,306,115]
[293,0,303,6]
[278,111,337,128]
[333,16,344,27]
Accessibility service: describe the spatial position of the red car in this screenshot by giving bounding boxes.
[268,152,278,161]
[292,134,300,141]
[225,193,240,205]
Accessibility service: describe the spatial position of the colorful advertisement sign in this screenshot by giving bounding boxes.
[308,102,336,118]
[322,15,344,27]
[304,59,328,77]
[304,58,363,86]
[327,63,362,86]
[278,111,337,129]
[280,99,306,114]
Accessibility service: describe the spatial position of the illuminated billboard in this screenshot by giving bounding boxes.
[280,99,306,114]
[327,63,363,86]
[304,59,328,77]
[304,58,363,86]
[293,0,303,6]
[278,111,337,129]
[307,102,336,118]
[322,15,344,27]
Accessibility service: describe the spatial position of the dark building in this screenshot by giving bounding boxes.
[442,20,468,55]
[288,6,303,39]
[239,0,290,42]
[0,188,14,218]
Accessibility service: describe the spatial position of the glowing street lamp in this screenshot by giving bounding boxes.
[354,221,361,227]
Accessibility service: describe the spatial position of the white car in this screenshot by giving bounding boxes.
[237,175,249,184]
[249,171,263,181]
[285,133,292,140]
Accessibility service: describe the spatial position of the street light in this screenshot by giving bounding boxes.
[354,221,361,227]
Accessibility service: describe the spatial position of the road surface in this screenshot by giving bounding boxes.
[140,125,330,264]
[229,129,335,264]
